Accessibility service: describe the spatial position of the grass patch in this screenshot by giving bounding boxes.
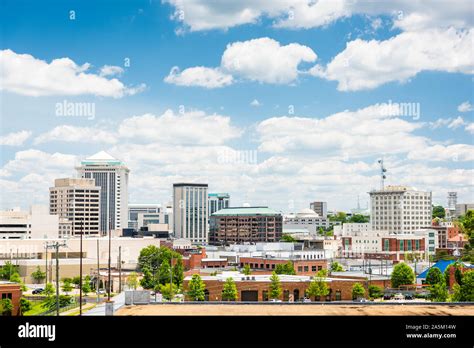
[23,301,48,316]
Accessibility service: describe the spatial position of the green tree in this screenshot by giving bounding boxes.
[242,264,251,275]
[425,267,443,286]
[222,278,238,301]
[31,266,46,284]
[352,283,366,300]
[391,263,415,288]
[71,276,81,287]
[158,259,171,285]
[19,298,32,315]
[9,272,27,291]
[187,274,206,301]
[0,261,18,280]
[432,205,446,219]
[348,214,370,223]
[269,272,282,300]
[330,262,344,272]
[42,295,72,311]
[429,279,448,302]
[138,245,183,289]
[43,282,55,296]
[172,258,184,287]
[280,234,297,243]
[275,261,296,275]
[159,283,178,301]
[127,272,139,290]
[306,270,329,301]
[0,298,13,316]
[451,270,474,302]
[61,279,73,294]
[368,285,383,299]
[329,212,347,223]
[82,280,91,296]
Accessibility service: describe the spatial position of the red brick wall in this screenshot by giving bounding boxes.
[0,284,22,316]
[239,257,327,275]
[183,278,372,302]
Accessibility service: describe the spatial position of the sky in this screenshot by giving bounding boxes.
[0,0,473,213]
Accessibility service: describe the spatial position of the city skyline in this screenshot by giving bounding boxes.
[1,1,473,212]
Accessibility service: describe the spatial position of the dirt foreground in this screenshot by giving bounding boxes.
[116,304,474,316]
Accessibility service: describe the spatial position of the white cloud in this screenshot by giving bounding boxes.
[99,65,124,77]
[448,116,466,129]
[221,37,317,84]
[0,131,31,146]
[164,66,233,88]
[34,126,117,145]
[165,38,317,87]
[250,99,261,107]
[256,104,425,156]
[457,101,473,112]
[407,144,474,162]
[465,123,474,134]
[118,109,242,145]
[165,0,473,32]
[0,49,144,98]
[311,28,474,91]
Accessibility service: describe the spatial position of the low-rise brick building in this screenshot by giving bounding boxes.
[239,257,327,276]
[183,272,375,302]
[0,281,22,316]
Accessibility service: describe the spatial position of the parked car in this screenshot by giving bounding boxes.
[383,293,392,300]
[300,297,311,303]
[97,289,106,294]
[32,288,44,294]
[404,294,413,300]
[269,299,282,302]
[393,293,405,301]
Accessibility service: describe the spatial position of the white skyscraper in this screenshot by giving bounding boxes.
[173,183,208,243]
[76,151,129,234]
[369,185,432,234]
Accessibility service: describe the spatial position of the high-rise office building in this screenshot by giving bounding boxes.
[49,178,101,236]
[208,193,230,217]
[76,151,129,234]
[369,185,432,234]
[173,183,208,243]
[309,201,327,217]
[128,204,161,230]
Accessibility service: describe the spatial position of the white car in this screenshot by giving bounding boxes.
[269,299,282,302]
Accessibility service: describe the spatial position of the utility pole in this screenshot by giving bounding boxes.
[96,238,100,303]
[79,220,83,316]
[44,244,48,284]
[108,219,112,301]
[9,249,12,280]
[118,246,122,293]
[46,241,67,316]
[170,256,173,302]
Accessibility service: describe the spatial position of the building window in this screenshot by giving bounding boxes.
[335,290,341,301]
[298,266,303,272]
[304,266,309,272]
[312,266,317,272]
[263,290,268,301]
[399,240,404,251]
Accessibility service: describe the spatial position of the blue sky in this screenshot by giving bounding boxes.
[1,0,473,212]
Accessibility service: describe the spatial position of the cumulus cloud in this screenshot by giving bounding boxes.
[256,104,425,156]
[0,49,145,98]
[164,66,233,88]
[311,28,474,91]
[165,37,317,87]
[0,131,32,146]
[221,38,317,84]
[458,101,473,112]
[34,126,118,145]
[99,65,124,77]
[118,109,242,145]
[165,0,473,31]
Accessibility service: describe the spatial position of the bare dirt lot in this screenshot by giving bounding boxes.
[116,304,474,316]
